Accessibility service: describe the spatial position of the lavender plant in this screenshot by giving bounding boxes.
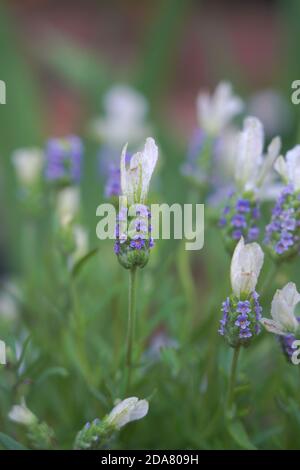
[114,137,158,391]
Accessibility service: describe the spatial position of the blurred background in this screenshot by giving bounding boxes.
[1,0,300,450]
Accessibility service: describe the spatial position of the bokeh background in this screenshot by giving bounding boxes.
[1,0,300,450]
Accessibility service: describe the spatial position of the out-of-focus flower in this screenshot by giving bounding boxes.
[219,238,264,348]
[261,283,300,335]
[121,137,158,205]
[92,85,150,148]
[230,237,264,297]
[72,225,89,263]
[0,281,19,321]
[12,148,43,186]
[219,117,281,252]
[197,82,243,137]
[264,146,300,260]
[247,89,292,137]
[8,398,38,426]
[105,397,149,430]
[56,187,80,227]
[45,136,83,185]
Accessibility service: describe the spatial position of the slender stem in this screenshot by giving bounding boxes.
[126,267,137,391]
[227,346,241,413]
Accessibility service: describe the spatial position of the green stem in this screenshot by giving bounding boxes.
[227,346,241,413]
[260,262,277,298]
[126,267,137,392]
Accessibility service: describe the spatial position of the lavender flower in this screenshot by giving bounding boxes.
[219,238,264,347]
[114,204,154,269]
[219,191,260,253]
[45,136,83,185]
[218,291,262,347]
[278,323,300,363]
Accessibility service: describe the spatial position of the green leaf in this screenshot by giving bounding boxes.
[71,247,99,278]
[227,419,257,450]
[35,367,69,385]
[0,432,28,450]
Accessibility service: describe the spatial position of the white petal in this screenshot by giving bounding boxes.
[230,237,264,297]
[257,136,281,187]
[286,145,300,190]
[260,318,286,336]
[271,282,300,333]
[140,137,158,202]
[106,397,149,430]
[235,117,264,189]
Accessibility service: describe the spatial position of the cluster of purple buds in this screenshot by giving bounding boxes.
[264,185,300,260]
[218,291,262,348]
[114,204,155,269]
[219,191,260,253]
[45,136,83,186]
[181,129,217,188]
[277,317,300,363]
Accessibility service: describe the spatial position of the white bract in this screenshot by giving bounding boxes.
[197,82,243,136]
[274,145,300,191]
[92,85,150,147]
[234,117,281,193]
[105,397,149,430]
[121,137,158,205]
[230,237,264,297]
[8,398,37,426]
[12,148,43,186]
[261,283,300,335]
[56,187,80,227]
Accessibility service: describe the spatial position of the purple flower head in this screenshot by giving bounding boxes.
[235,313,250,330]
[130,236,146,250]
[231,214,247,228]
[248,226,259,241]
[236,199,251,213]
[239,329,252,339]
[236,301,251,315]
[45,136,83,183]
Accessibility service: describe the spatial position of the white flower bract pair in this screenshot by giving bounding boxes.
[234,117,281,193]
[105,397,149,430]
[261,283,300,335]
[120,137,158,205]
[230,237,264,297]
[197,82,243,136]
